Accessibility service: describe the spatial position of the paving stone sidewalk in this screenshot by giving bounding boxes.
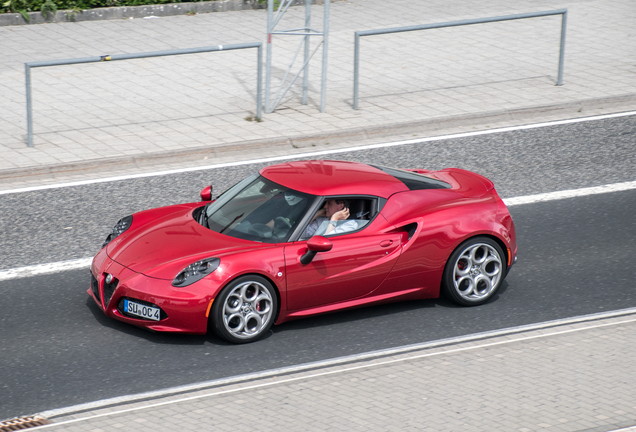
[35,311,636,432]
[0,0,635,189]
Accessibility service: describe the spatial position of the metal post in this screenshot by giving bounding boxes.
[557,10,567,86]
[257,43,263,120]
[320,0,329,113]
[302,0,311,105]
[25,64,33,147]
[265,0,274,113]
[353,32,360,110]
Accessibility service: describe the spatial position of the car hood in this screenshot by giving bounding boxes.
[106,204,268,280]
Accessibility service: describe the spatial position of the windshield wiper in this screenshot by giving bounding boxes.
[219,213,243,234]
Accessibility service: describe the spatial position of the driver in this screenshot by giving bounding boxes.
[304,198,357,238]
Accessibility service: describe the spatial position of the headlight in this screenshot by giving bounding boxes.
[102,215,133,248]
[172,257,220,287]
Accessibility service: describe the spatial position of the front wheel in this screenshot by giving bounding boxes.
[442,237,505,306]
[210,275,278,344]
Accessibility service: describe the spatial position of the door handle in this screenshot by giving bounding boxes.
[380,239,393,247]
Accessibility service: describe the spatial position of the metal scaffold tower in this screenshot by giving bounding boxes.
[265,0,330,113]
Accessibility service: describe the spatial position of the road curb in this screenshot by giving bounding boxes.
[2,93,635,185]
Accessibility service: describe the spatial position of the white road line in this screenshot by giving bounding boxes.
[501,180,636,206]
[36,309,636,426]
[0,257,92,282]
[2,178,636,282]
[1,110,634,197]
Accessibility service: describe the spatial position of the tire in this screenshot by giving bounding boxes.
[210,275,278,344]
[442,236,506,306]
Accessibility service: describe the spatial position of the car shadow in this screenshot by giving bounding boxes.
[273,281,509,334]
[273,298,438,334]
[271,297,447,334]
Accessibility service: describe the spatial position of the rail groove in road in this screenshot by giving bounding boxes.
[2,179,635,282]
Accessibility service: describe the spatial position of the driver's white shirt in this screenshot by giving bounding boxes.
[304,217,358,238]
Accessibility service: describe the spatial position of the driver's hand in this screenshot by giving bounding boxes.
[332,207,349,221]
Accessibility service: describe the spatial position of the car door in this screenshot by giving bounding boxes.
[284,231,403,311]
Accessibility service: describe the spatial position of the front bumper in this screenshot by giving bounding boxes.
[89,248,214,334]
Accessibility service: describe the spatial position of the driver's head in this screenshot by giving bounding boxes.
[324,198,349,217]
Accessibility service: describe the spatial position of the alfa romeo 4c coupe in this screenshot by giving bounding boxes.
[90,160,517,343]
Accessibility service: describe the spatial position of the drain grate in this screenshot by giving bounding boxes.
[0,416,50,431]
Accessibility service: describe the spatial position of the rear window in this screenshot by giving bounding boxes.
[371,165,451,190]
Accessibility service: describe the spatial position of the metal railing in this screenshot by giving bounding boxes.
[25,42,263,147]
[353,9,568,109]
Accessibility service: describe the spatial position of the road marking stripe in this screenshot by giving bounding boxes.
[36,309,636,426]
[0,258,92,282]
[1,178,636,282]
[0,110,634,197]
[501,180,636,206]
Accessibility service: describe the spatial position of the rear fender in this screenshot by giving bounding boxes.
[375,193,499,298]
[433,168,494,197]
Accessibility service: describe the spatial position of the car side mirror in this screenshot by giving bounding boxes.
[200,185,212,201]
[300,236,333,265]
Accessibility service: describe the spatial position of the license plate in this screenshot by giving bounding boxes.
[124,299,161,321]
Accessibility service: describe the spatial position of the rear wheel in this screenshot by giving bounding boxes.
[442,237,505,306]
[210,275,278,344]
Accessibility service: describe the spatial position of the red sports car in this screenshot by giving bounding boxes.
[89,160,517,343]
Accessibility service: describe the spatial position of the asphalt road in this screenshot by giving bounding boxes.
[0,114,635,419]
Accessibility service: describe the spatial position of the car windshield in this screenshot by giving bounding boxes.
[203,174,314,243]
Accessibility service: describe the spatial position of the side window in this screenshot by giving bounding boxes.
[348,198,374,221]
[300,197,377,240]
